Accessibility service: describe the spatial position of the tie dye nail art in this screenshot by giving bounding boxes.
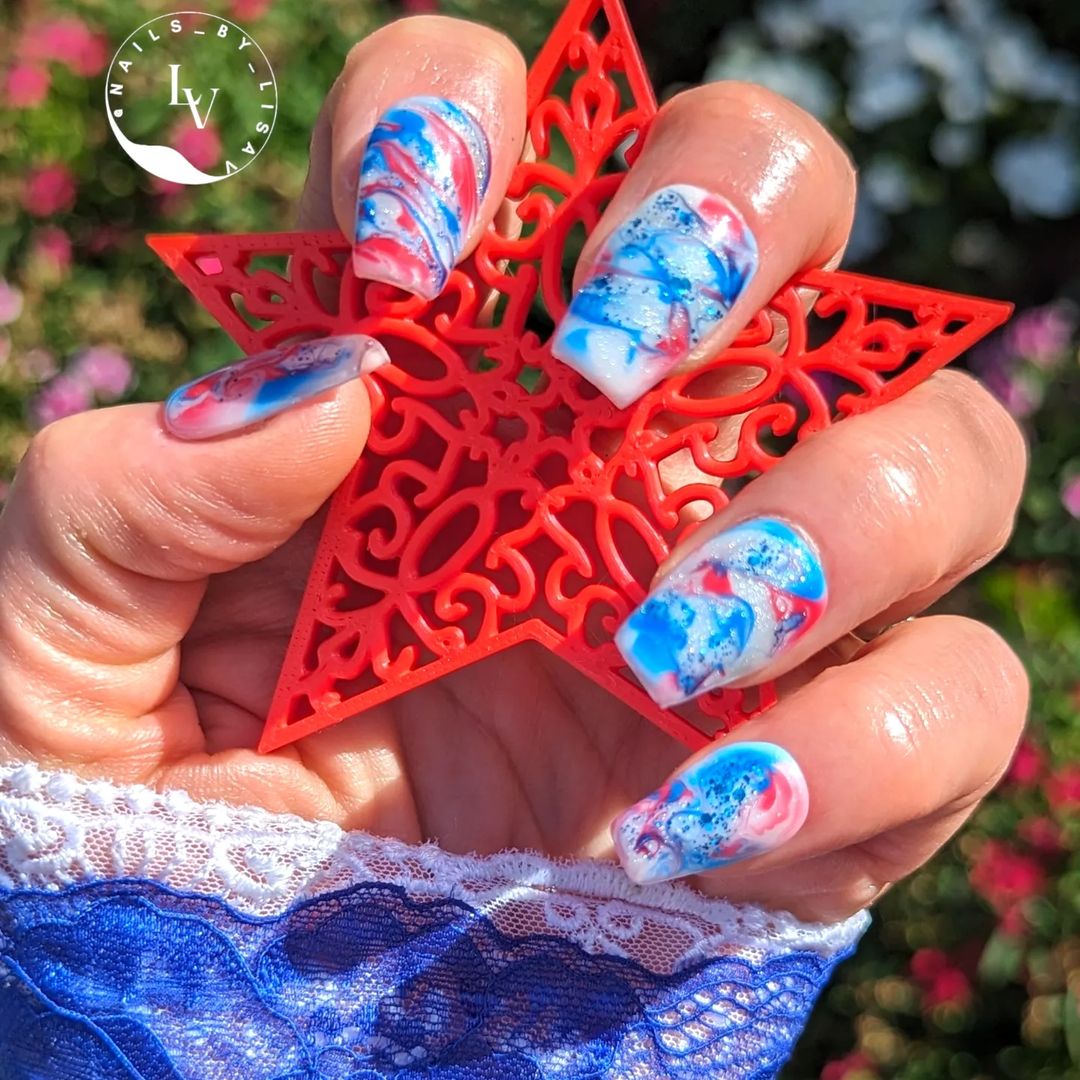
[550,183,758,408]
[612,742,808,885]
[164,334,389,440]
[353,96,491,300]
[615,518,826,707]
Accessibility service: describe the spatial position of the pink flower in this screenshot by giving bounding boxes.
[977,360,1044,418]
[1047,764,1080,810]
[1063,476,1080,519]
[152,177,185,197]
[69,346,132,402]
[23,165,76,217]
[1000,903,1028,937]
[30,226,72,273]
[1019,816,1063,854]
[3,63,50,108]
[1007,737,1045,786]
[173,118,222,171]
[0,479,9,505]
[1007,302,1077,371]
[402,0,440,10]
[923,967,972,1008]
[0,280,23,326]
[821,1052,877,1080]
[30,372,93,428]
[23,18,109,77]
[970,840,1046,913]
[87,225,126,255]
[910,947,973,1009]
[230,0,273,19]
[15,347,57,383]
[909,948,949,982]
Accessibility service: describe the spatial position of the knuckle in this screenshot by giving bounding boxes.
[683,80,812,125]
[665,81,855,185]
[19,416,77,493]
[932,369,1028,485]
[927,370,1028,554]
[836,369,1027,584]
[948,616,1029,726]
[900,615,1030,769]
[345,16,523,75]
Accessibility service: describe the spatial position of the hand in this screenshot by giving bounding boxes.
[0,17,1028,922]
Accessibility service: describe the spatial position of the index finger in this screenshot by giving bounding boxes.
[301,16,527,300]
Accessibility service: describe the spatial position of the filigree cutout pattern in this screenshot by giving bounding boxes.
[149,0,1011,753]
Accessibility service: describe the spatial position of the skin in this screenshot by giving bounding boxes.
[0,18,1030,923]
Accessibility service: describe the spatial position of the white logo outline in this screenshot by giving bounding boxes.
[105,11,277,186]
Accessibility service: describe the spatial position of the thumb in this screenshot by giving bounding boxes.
[0,336,383,763]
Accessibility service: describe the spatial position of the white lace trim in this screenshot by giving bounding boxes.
[0,762,868,975]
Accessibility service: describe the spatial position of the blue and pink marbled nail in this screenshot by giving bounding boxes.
[551,183,758,408]
[352,96,491,300]
[164,334,388,440]
[616,518,826,708]
[612,741,809,885]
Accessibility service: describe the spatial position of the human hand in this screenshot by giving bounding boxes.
[0,17,1028,922]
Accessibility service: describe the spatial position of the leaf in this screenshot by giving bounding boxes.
[1065,988,1080,1064]
[978,930,1025,987]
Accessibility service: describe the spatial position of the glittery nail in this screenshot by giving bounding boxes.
[612,741,808,885]
[352,95,491,300]
[164,334,388,440]
[551,183,758,408]
[615,517,826,707]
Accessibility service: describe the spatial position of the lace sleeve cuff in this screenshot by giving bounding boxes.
[0,762,867,1078]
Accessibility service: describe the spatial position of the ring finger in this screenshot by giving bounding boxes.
[615,368,1027,708]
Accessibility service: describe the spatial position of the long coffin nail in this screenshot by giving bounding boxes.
[352,95,491,300]
[551,183,758,408]
[164,334,388,440]
[616,517,826,708]
[612,741,808,885]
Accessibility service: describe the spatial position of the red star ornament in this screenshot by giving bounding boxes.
[149,0,1012,754]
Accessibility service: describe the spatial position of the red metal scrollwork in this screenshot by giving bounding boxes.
[149,0,1012,754]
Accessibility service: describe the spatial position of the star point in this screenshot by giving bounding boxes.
[149,0,1012,754]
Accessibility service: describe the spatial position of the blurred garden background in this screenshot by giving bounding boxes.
[1,0,1079,1076]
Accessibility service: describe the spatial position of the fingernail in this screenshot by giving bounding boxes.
[615,517,826,707]
[550,183,758,408]
[163,334,388,440]
[612,741,808,885]
[352,95,491,300]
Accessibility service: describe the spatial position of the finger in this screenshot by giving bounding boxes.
[295,75,340,231]
[322,16,526,299]
[0,372,373,764]
[615,369,1026,707]
[550,81,855,407]
[611,615,1029,902]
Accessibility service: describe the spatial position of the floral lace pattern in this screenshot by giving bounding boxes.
[0,764,868,1077]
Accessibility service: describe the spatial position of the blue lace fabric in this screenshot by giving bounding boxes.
[0,876,859,1079]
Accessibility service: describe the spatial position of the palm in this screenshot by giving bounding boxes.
[166,512,684,860]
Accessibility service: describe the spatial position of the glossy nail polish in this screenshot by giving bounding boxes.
[615,517,826,707]
[550,183,758,408]
[352,96,491,300]
[163,334,388,440]
[612,741,808,885]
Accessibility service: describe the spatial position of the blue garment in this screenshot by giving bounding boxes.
[0,878,857,1079]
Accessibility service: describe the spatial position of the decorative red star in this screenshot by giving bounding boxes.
[149,0,1012,754]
